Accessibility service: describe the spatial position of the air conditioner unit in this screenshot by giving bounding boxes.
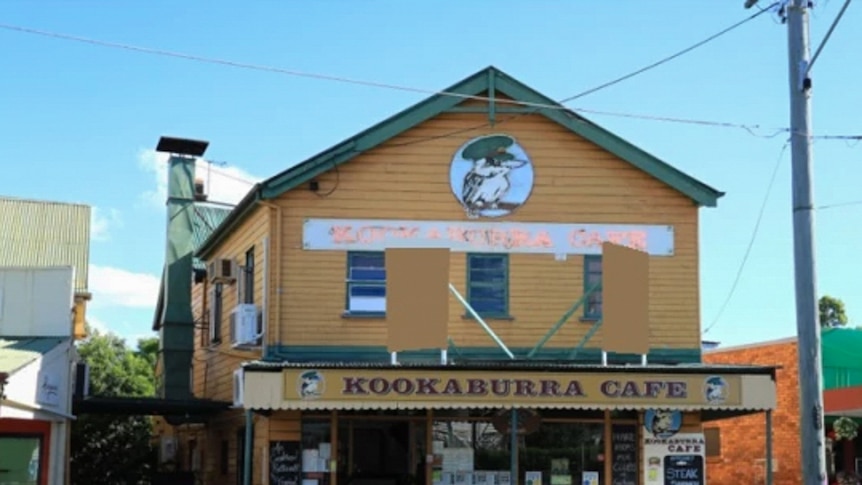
[230,304,260,348]
[208,258,236,283]
[232,368,244,408]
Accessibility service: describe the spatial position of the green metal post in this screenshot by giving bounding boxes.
[509,409,518,485]
[488,69,496,126]
[243,409,253,485]
[568,319,604,360]
[527,282,601,358]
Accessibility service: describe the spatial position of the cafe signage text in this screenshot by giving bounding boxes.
[302,218,675,256]
[285,370,740,407]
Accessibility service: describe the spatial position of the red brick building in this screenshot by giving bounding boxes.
[703,337,801,485]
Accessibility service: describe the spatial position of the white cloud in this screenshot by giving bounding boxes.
[137,148,262,209]
[90,206,123,242]
[87,316,109,333]
[89,264,161,309]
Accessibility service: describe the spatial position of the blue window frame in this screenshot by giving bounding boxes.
[466,253,509,318]
[345,251,386,315]
[584,255,603,320]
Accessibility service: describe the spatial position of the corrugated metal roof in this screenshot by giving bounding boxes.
[242,359,778,375]
[0,337,68,374]
[0,197,90,291]
[191,204,233,270]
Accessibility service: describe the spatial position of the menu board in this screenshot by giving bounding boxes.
[270,440,301,485]
[610,424,638,485]
[663,455,704,485]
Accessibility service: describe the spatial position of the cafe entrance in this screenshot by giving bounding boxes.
[302,413,428,485]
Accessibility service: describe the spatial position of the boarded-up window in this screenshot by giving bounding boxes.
[704,427,721,457]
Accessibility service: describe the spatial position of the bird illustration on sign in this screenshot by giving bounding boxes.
[450,134,534,218]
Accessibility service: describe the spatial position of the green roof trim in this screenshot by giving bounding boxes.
[195,65,724,259]
[151,202,233,331]
[0,337,68,375]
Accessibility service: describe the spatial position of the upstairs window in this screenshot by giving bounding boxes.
[583,255,603,320]
[208,282,223,344]
[242,246,255,305]
[346,252,386,315]
[466,254,509,318]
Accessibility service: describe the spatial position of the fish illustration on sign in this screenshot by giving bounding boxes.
[450,134,534,218]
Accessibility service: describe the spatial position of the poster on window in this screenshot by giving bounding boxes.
[642,430,706,485]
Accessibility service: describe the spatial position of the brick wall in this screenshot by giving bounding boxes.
[703,339,800,485]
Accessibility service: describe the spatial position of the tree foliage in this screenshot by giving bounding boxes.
[820,295,849,328]
[71,328,159,485]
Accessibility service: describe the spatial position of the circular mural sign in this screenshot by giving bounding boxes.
[643,409,683,439]
[449,134,535,218]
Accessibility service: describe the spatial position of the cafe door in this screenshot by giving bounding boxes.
[0,419,51,485]
[340,418,426,485]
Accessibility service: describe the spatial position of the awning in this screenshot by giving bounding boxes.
[240,361,777,416]
[824,385,862,418]
[0,337,69,376]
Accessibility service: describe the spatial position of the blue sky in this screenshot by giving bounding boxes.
[1,1,859,348]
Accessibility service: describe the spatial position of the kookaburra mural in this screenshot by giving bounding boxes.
[450,134,534,219]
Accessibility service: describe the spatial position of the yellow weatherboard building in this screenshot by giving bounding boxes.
[150,66,777,485]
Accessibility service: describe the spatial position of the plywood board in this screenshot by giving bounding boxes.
[601,242,650,354]
[385,248,450,352]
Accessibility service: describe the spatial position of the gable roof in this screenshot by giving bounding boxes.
[197,66,724,259]
[151,203,233,331]
[0,196,91,292]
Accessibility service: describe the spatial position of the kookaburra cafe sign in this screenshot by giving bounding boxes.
[302,134,675,256]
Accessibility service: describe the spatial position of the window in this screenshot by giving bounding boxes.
[208,282,223,343]
[242,246,255,305]
[466,254,509,317]
[345,252,386,314]
[0,436,43,484]
[583,255,602,320]
[704,427,721,457]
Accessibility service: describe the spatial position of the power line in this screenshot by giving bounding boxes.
[558,2,780,103]
[5,22,860,141]
[703,140,790,335]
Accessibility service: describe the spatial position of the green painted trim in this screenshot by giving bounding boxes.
[465,253,510,319]
[265,344,702,364]
[528,281,601,358]
[344,250,387,317]
[198,66,725,261]
[152,268,166,331]
[487,68,496,126]
[583,255,602,320]
[195,186,262,259]
[490,71,724,207]
[260,72,491,199]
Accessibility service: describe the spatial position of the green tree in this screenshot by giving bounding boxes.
[820,295,849,328]
[70,328,158,485]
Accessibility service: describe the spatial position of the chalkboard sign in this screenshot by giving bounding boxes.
[270,440,301,485]
[663,455,704,485]
[610,424,638,485]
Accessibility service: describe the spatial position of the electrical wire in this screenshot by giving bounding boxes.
[7,22,860,143]
[702,140,790,335]
[558,2,780,104]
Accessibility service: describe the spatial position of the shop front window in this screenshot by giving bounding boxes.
[0,435,42,485]
[302,419,333,485]
[431,418,512,485]
[520,422,604,485]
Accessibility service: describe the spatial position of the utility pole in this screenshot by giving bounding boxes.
[785,1,827,483]
[747,0,826,482]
